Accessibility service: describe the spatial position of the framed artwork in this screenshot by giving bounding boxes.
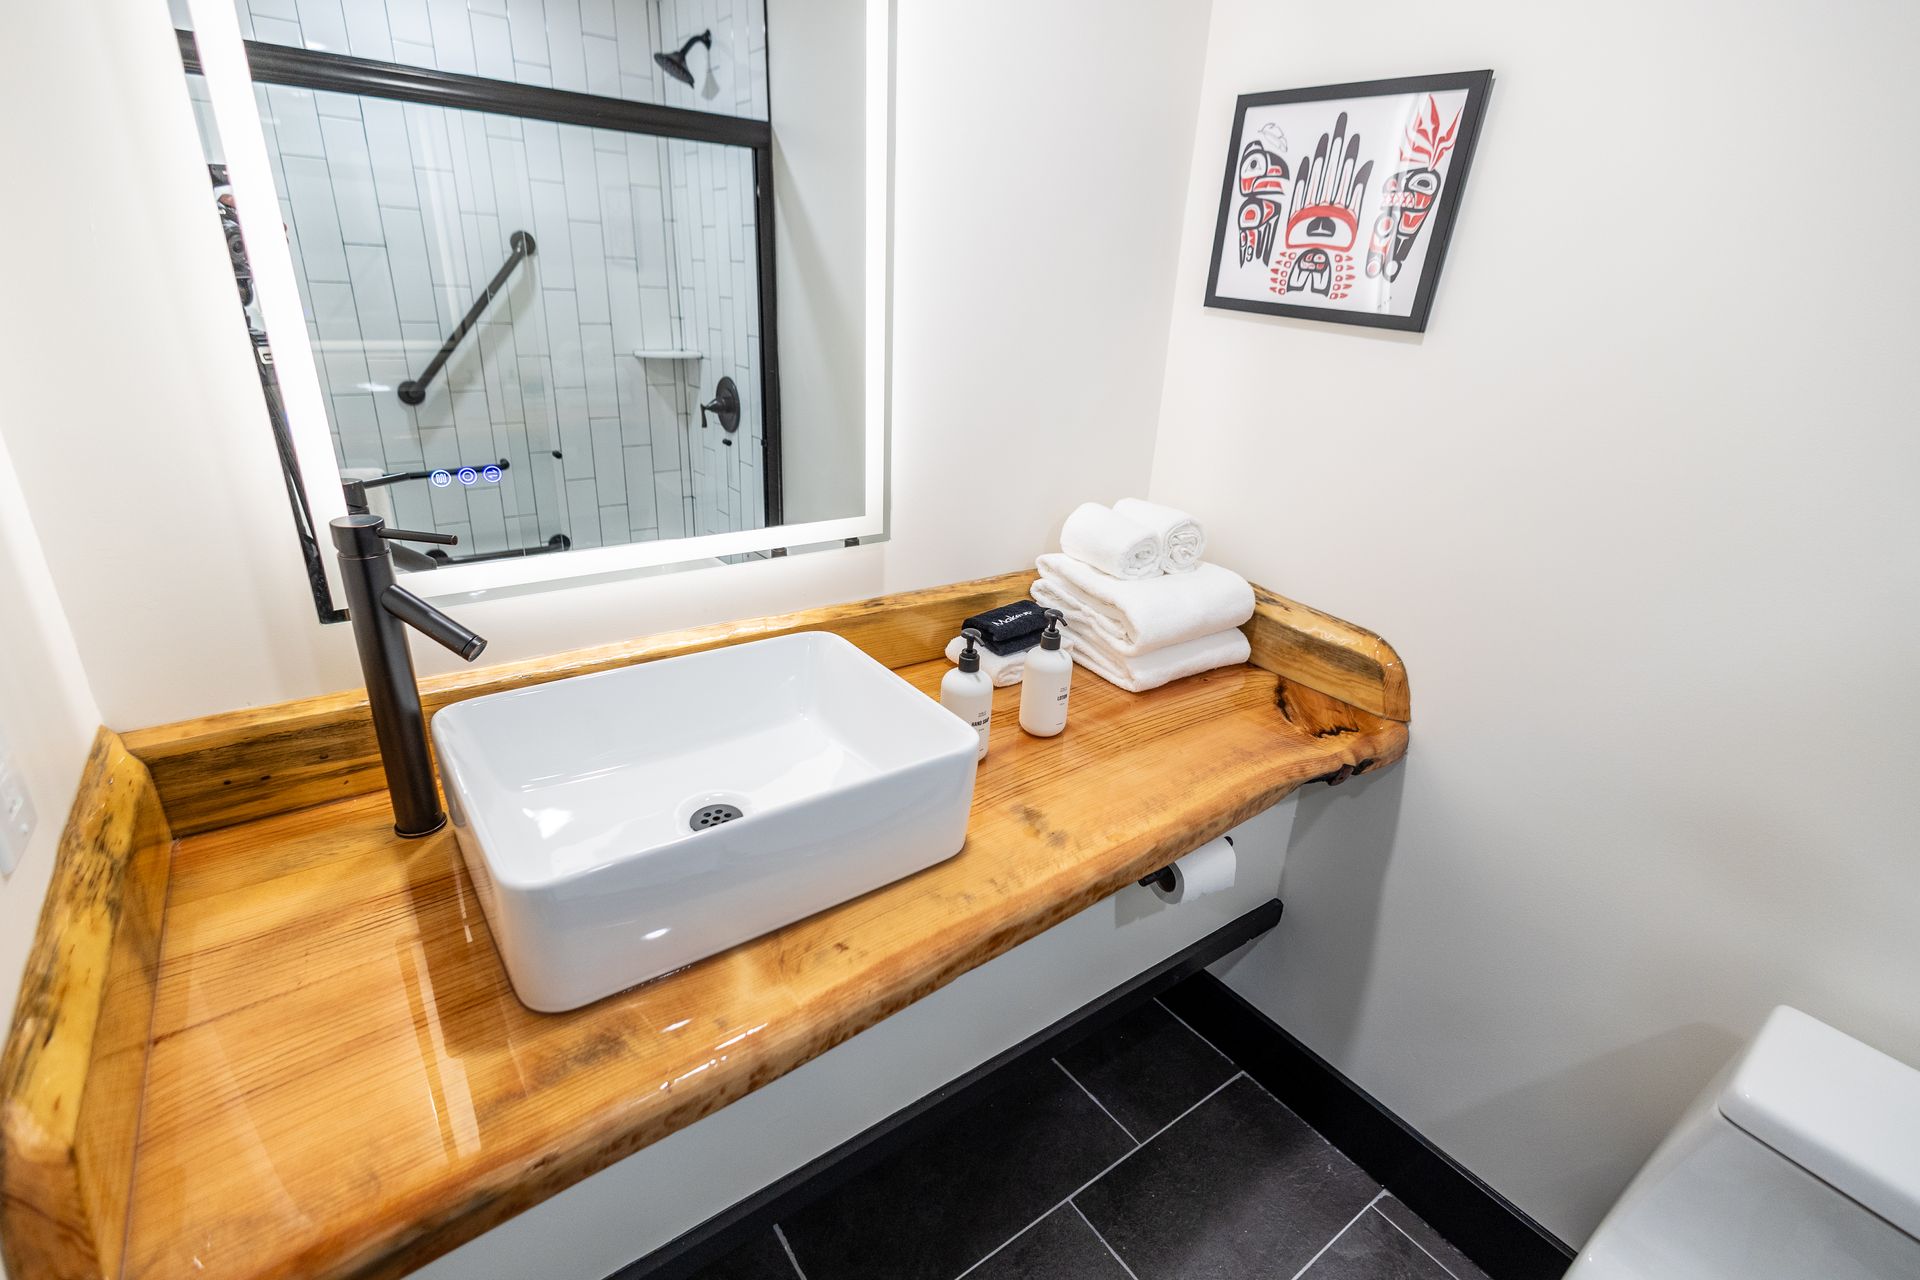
[1204,71,1492,332]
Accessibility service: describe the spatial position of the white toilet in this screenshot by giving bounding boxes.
[1567,1006,1920,1279]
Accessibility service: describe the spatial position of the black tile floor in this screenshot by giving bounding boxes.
[687,998,1490,1280]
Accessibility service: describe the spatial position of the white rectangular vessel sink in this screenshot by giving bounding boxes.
[432,631,980,1011]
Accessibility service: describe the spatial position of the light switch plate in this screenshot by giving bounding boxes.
[0,722,35,876]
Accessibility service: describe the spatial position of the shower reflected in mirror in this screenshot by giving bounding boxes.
[655,29,715,95]
[171,0,879,618]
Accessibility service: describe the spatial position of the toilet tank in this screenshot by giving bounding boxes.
[1568,1007,1920,1280]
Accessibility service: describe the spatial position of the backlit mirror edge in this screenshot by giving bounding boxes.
[185,0,894,612]
[186,0,352,614]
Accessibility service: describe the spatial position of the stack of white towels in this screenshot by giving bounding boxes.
[1033,499,1254,693]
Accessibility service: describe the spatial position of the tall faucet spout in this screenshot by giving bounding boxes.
[383,584,487,661]
[330,512,487,838]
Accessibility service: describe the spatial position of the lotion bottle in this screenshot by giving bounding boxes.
[1019,610,1071,737]
[941,628,993,760]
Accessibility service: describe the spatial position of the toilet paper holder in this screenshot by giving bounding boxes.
[1137,835,1233,892]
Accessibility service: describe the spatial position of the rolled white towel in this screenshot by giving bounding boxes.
[1065,628,1251,693]
[1031,553,1254,656]
[944,634,1028,687]
[1059,502,1160,580]
[1114,498,1206,574]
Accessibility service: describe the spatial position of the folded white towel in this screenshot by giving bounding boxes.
[1066,628,1251,693]
[1114,498,1206,574]
[944,635,1027,687]
[1031,554,1254,656]
[1059,502,1160,580]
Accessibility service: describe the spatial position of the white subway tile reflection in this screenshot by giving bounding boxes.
[189,0,770,552]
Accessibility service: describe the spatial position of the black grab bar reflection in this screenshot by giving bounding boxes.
[397,230,535,405]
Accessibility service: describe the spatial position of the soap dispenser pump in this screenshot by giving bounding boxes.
[1019,609,1071,738]
[942,627,993,760]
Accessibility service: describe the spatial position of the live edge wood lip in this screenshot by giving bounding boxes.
[122,571,1044,837]
[0,729,173,1280]
[121,568,1410,838]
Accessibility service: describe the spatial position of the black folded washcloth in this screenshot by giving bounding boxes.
[963,599,1047,656]
[981,629,1042,658]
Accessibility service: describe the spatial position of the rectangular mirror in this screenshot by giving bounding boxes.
[172,0,886,618]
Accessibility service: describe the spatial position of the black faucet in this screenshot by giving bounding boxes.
[330,514,488,838]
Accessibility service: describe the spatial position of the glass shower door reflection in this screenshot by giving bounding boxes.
[184,71,768,565]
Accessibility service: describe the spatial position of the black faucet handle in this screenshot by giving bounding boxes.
[378,526,459,546]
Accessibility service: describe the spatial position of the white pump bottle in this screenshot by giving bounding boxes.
[941,628,993,759]
[1019,609,1072,737]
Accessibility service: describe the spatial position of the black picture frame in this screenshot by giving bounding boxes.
[1203,70,1493,333]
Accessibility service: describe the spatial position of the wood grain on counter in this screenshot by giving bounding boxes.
[122,571,1409,838]
[0,731,173,1280]
[2,572,1409,1278]
[118,659,1407,1280]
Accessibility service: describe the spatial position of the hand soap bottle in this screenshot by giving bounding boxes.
[1019,610,1071,737]
[941,628,993,760]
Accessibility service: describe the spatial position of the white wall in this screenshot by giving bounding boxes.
[2,0,1207,730]
[0,432,100,1055]
[1154,0,1920,1245]
[0,0,343,732]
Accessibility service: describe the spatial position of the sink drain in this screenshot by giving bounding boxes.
[689,803,744,831]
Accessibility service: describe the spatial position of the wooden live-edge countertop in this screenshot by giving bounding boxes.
[1,572,1410,1280]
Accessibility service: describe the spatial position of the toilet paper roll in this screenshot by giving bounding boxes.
[1152,835,1236,904]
